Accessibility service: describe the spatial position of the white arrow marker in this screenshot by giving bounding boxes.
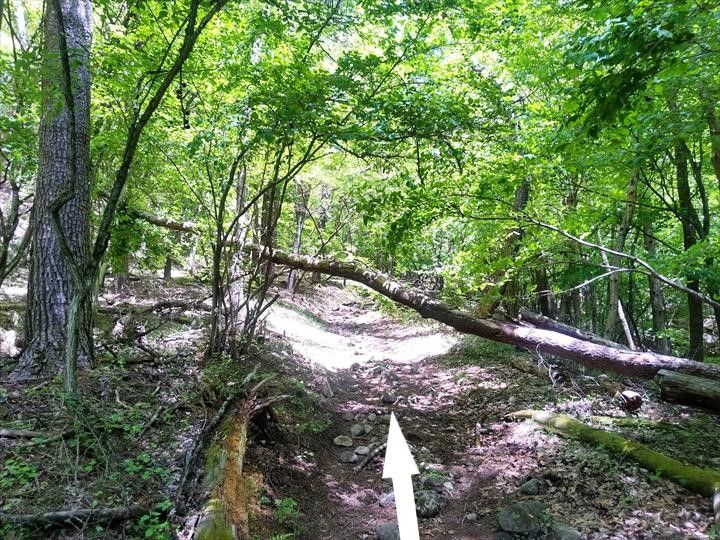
[383,413,420,540]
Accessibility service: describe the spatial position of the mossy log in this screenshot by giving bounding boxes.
[588,416,679,430]
[509,409,720,499]
[194,407,253,540]
[185,383,287,540]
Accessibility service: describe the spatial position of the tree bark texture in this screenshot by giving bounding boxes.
[482,178,530,317]
[260,248,720,381]
[13,0,93,380]
[287,181,308,292]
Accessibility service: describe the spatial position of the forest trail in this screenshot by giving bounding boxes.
[265,284,456,372]
[249,283,716,539]
[256,283,505,539]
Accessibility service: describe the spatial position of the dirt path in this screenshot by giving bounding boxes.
[250,284,716,540]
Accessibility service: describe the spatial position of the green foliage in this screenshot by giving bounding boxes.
[0,457,39,492]
[276,379,332,435]
[273,497,301,537]
[132,500,173,540]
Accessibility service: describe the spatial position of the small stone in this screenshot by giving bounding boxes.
[364,424,373,434]
[381,393,396,404]
[372,366,383,375]
[379,492,395,507]
[497,501,547,534]
[356,446,370,455]
[368,413,377,422]
[376,522,400,540]
[519,478,542,495]
[334,435,353,447]
[341,411,355,422]
[445,425,457,432]
[351,362,361,371]
[339,450,358,463]
[410,364,420,374]
[443,481,454,492]
[379,415,391,424]
[415,490,446,518]
[422,475,445,491]
[384,371,399,382]
[546,523,583,540]
[350,424,364,437]
[465,512,477,521]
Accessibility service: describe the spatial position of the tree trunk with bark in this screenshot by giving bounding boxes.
[287,181,308,292]
[13,0,93,380]
[259,248,720,381]
[643,222,670,354]
[482,178,530,317]
[603,175,637,346]
[675,141,705,361]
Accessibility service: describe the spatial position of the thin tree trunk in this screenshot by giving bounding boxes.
[643,222,670,354]
[675,141,704,361]
[534,264,555,318]
[287,181,308,292]
[599,241,635,349]
[163,255,172,280]
[113,252,129,293]
[603,175,637,344]
[699,94,720,339]
[484,178,530,317]
[13,0,93,380]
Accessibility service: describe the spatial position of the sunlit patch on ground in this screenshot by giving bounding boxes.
[264,290,456,371]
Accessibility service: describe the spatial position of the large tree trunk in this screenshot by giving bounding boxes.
[656,369,720,412]
[260,248,720,381]
[13,0,93,380]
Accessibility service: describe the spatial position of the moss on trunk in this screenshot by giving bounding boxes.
[510,409,720,498]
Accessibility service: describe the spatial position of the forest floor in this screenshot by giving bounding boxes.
[0,276,719,539]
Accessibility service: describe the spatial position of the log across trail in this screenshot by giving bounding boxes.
[260,248,720,382]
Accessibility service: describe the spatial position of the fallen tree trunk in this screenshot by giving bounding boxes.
[0,502,158,526]
[261,249,720,381]
[518,310,627,350]
[656,369,720,411]
[175,367,288,539]
[509,409,720,520]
